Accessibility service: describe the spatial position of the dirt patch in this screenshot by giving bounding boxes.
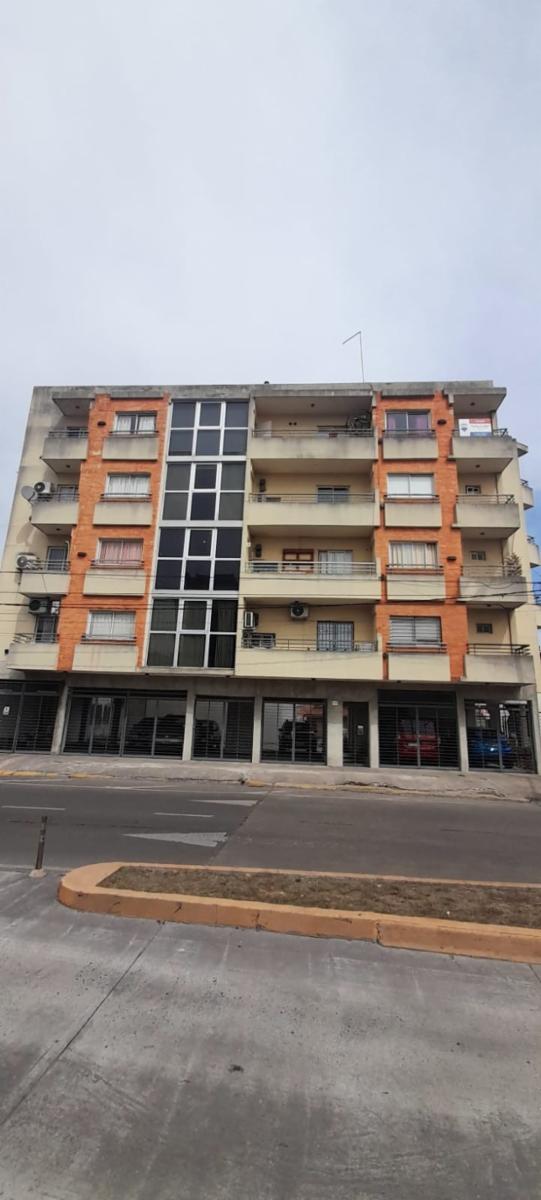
[100,867,541,928]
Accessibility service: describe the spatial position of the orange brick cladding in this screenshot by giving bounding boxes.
[57,394,168,671]
[373,391,468,680]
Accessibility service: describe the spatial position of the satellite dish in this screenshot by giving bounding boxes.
[21,485,35,501]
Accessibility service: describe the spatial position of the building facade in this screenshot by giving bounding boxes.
[1,381,540,773]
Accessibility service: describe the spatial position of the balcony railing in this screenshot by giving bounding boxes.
[31,488,79,503]
[90,559,143,569]
[388,642,447,653]
[100,491,151,501]
[243,561,378,576]
[384,429,435,438]
[467,643,530,655]
[385,494,439,503]
[17,559,69,572]
[47,427,88,439]
[457,493,515,504]
[386,565,443,574]
[241,632,378,652]
[109,428,156,437]
[461,565,523,578]
[252,426,373,439]
[249,492,374,504]
[13,632,58,645]
[455,427,510,439]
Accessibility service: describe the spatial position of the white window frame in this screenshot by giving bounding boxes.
[147,598,237,668]
[155,526,242,595]
[389,616,442,647]
[161,460,246,526]
[96,539,144,567]
[86,611,136,641]
[385,410,431,433]
[387,474,435,498]
[113,412,156,434]
[104,473,150,497]
[388,542,438,568]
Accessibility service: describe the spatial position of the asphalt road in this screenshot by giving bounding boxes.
[1,872,540,1200]
[1,776,540,880]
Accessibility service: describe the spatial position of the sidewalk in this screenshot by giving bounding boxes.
[0,751,540,802]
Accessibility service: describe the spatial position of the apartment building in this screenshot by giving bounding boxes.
[0,381,540,774]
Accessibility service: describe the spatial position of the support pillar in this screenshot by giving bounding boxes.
[251,694,262,763]
[182,688,196,761]
[456,692,469,773]
[368,694,379,769]
[50,681,69,755]
[327,699,343,767]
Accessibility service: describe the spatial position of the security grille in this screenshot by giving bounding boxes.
[192,698,254,760]
[63,690,187,757]
[378,692,458,769]
[0,685,59,753]
[261,701,326,764]
[465,700,535,773]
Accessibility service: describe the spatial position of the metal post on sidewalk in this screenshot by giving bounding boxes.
[30,814,48,878]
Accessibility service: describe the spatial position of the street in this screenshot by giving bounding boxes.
[1,871,540,1200]
[0,776,540,881]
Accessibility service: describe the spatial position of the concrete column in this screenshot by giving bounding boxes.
[525,686,541,774]
[182,688,196,761]
[456,692,469,772]
[368,694,379,768]
[251,694,263,763]
[327,699,343,767]
[50,681,69,755]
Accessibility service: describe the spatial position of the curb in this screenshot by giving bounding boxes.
[57,863,541,964]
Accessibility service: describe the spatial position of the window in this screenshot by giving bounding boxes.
[386,411,430,433]
[476,622,493,634]
[387,474,434,497]
[168,398,249,457]
[34,614,57,643]
[146,599,238,669]
[113,412,156,434]
[46,545,68,569]
[262,701,326,764]
[105,474,150,497]
[316,486,350,503]
[318,550,353,575]
[97,539,143,566]
[471,550,487,561]
[388,542,438,568]
[87,611,135,640]
[389,616,442,646]
[55,484,78,501]
[317,621,354,651]
[465,484,482,495]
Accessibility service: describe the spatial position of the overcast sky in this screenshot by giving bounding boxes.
[1,0,540,539]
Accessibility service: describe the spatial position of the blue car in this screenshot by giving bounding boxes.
[468,730,514,769]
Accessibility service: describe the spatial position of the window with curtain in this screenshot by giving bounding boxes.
[387,474,434,497]
[389,616,442,646]
[318,550,353,575]
[105,474,150,496]
[113,412,156,433]
[386,411,430,433]
[87,611,136,640]
[388,542,438,568]
[97,540,143,566]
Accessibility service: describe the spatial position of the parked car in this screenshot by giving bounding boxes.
[467,730,514,769]
[397,719,439,765]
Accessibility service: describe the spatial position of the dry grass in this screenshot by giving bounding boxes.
[101,867,541,928]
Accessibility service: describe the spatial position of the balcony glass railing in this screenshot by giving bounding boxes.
[244,561,378,576]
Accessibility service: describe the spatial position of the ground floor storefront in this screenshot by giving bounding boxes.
[0,676,539,774]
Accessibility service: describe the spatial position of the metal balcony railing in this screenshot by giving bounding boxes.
[46,428,88,439]
[90,559,143,569]
[454,427,510,439]
[457,493,515,504]
[243,561,378,577]
[241,632,378,652]
[388,642,447,653]
[461,565,524,578]
[467,643,530,655]
[384,494,439,503]
[18,560,70,572]
[383,429,435,438]
[31,488,79,503]
[100,491,151,500]
[252,426,373,439]
[109,428,156,436]
[249,492,375,504]
[386,565,443,574]
[12,632,58,645]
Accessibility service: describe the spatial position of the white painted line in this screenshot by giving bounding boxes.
[171,796,256,807]
[2,805,65,811]
[154,811,213,818]
[125,831,228,847]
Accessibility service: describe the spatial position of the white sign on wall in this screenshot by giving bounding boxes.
[458,417,493,437]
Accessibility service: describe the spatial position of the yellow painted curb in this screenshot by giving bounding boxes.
[57,862,541,964]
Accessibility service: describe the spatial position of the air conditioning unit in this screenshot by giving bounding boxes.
[16,553,38,570]
[243,611,259,630]
[289,602,309,621]
[28,599,51,615]
[33,481,54,498]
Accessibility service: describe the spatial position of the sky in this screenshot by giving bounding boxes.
[1,0,540,541]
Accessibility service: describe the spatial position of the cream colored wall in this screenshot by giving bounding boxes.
[255,605,376,643]
[499,453,541,696]
[256,414,352,433]
[462,539,504,566]
[467,608,511,644]
[457,473,499,495]
[256,536,373,562]
[249,471,373,496]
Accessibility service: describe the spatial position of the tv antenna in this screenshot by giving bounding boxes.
[342,329,365,382]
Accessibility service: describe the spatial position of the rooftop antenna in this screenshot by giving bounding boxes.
[342,329,365,383]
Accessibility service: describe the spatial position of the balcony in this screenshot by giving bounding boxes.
[93,495,153,526]
[103,432,158,461]
[7,634,59,671]
[41,428,88,471]
[236,633,383,680]
[30,491,79,534]
[382,431,438,461]
[240,561,381,603]
[249,427,377,471]
[387,645,451,682]
[384,496,442,528]
[386,568,446,601]
[454,494,520,537]
[246,492,379,535]
[83,565,146,596]
[451,429,516,472]
[72,640,138,672]
[459,568,527,608]
[18,562,70,598]
[463,644,535,685]
[521,479,534,510]
[527,536,541,568]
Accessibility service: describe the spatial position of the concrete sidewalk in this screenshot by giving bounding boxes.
[1,750,541,802]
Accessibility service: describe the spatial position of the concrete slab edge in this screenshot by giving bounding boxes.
[57,863,541,965]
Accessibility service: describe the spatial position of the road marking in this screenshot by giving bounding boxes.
[1,805,65,811]
[154,811,213,818]
[171,796,256,807]
[125,831,228,847]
